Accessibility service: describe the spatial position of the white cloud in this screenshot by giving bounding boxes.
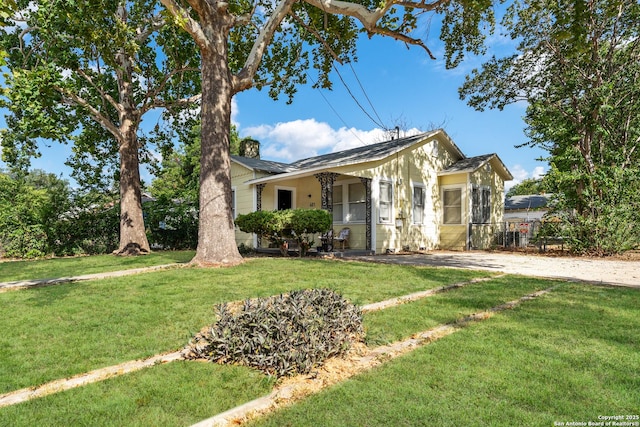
[231,97,239,126]
[505,163,547,193]
[531,166,545,179]
[243,118,393,162]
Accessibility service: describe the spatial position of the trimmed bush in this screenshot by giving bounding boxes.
[183,289,364,378]
[234,209,332,256]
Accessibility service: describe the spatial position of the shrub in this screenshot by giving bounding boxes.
[287,209,332,256]
[144,197,198,250]
[235,209,332,256]
[183,289,364,378]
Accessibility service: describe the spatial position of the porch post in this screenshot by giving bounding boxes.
[360,177,372,251]
[314,172,339,250]
[256,183,266,247]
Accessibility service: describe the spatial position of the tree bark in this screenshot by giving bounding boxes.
[114,125,151,256]
[191,16,243,266]
[111,4,151,256]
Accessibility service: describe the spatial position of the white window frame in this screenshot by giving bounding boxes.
[332,179,367,224]
[231,186,237,219]
[441,185,465,225]
[378,180,394,224]
[411,182,426,225]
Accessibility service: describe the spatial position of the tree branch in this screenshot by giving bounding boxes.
[75,68,121,113]
[233,0,299,92]
[54,86,122,140]
[141,67,201,115]
[151,93,202,110]
[303,0,448,32]
[288,12,343,64]
[159,0,210,51]
[136,13,166,44]
[369,27,436,59]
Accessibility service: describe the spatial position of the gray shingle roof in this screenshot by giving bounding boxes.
[505,194,552,210]
[231,155,298,174]
[439,154,495,175]
[290,131,438,169]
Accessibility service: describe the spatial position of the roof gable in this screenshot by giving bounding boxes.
[439,153,513,181]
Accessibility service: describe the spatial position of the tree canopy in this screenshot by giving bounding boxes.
[0,0,201,255]
[459,0,640,254]
[506,178,548,198]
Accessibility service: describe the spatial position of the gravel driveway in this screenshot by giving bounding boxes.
[347,251,640,289]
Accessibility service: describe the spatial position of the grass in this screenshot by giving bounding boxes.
[251,284,640,427]
[0,251,195,282]
[2,254,638,426]
[0,362,275,427]
[364,276,556,345]
[0,257,491,393]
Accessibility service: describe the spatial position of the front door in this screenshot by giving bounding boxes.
[277,189,293,210]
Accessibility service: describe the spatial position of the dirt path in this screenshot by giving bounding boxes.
[346,251,640,289]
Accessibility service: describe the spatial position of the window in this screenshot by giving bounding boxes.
[379,181,393,223]
[333,185,343,222]
[472,185,491,224]
[443,188,462,224]
[333,182,366,223]
[231,188,236,219]
[412,185,425,224]
[347,182,366,222]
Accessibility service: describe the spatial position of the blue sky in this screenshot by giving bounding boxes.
[233,33,547,191]
[1,17,548,192]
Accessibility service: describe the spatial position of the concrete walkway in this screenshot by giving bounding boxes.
[0,263,184,292]
[346,251,640,289]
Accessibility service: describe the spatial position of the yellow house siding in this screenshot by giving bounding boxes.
[468,162,506,249]
[229,132,511,254]
[336,137,455,253]
[231,162,259,247]
[438,172,469,250]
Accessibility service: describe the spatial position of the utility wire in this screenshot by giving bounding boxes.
[298,2,389,139]
[332,62,388,130]
[307,72,368,146]
[347,61,386,129]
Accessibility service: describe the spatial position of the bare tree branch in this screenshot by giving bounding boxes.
[369,27,436,59]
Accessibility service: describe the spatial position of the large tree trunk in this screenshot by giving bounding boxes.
[114,127,151,256]
[112,7,151,257]
[191,22,243,266]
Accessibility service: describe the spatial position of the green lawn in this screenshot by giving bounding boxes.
[0,250,195,282]
[0,257,491,392]
[252,284,640,427]
[1,255,638,427]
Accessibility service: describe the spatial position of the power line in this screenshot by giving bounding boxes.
[332,62,388,130]
[307,72,368,146]
[347,61,386,129]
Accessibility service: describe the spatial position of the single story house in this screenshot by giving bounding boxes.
[231,129,513,253]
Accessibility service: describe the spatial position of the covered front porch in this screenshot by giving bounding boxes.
[249,171,374,253]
